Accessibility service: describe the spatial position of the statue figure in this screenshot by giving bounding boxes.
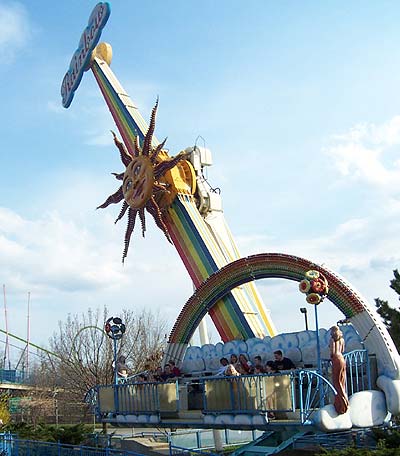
[330,325,349,414]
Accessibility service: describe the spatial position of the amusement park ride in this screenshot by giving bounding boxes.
[62,2,400,440]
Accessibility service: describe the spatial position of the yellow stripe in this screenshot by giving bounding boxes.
[168,206,209,280]
[180,196,268,337]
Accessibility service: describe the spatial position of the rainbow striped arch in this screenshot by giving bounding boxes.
[167,253,400,379]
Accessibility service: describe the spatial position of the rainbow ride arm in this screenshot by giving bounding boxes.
[61,3,276,346]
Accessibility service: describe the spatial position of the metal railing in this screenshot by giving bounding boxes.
[344,349,371,395]
[168,429,259,450]
[0,433,143,456]
[96,370,336,424]
[293,427,379,450]
[0,370,25,384]
[297,370,337,424]
[201,372,295,414]
[94,349,372,427]
[321,349,371,397]
[169,443,218,456]
[97,380,179,415]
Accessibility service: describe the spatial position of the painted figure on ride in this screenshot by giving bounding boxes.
[330,325,349,414]
[97,101,189,262]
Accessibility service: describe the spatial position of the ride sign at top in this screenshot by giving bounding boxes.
[61,2,111,108]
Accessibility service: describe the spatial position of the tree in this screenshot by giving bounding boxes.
[29,306,167,403]
[375,269,400,351]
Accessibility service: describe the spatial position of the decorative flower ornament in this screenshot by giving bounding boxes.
[306,293,322,305]
[299,280,311,293]
[305,270,320,280]
[299,269,329,305]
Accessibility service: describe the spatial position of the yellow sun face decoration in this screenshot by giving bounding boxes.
[97,100,188,262]
[123,155,154,209]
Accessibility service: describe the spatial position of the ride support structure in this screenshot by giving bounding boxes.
[61,2,277,349]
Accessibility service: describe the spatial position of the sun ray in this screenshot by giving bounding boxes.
[138,208,146,237]
[115,201,129,224]
[123,208,137,263]
[154,151,188,179]
[111,131,132,166]
[97,186,124,209]
[147,197,172,244]
[132,135,140,157]
[150,137,167,164]
[142,98,158,157]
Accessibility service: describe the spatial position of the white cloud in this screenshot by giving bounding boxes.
[0,207,126,296]
[0,2,32,63]
[238,201,400,311]
[231,118,400,333]
[0,171,192,346]
[326,116,400,191]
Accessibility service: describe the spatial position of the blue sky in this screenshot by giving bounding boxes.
[1,1,400,362]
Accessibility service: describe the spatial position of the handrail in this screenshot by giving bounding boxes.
[0,433,144,456]
[344,349,371,394]
[297,370,337,424]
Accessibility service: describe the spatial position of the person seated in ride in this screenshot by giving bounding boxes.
[230,353,244,373]
[265,360,277,373]
[224,364,240,376]
[116,355,129,383]
[168,359,181,377]
[253,355,264,373]
[151,366,163,382]
[254,365,264,375]
[271,350,296,371]
[216,357,229,375]
[230,354,238,366]
[160,363,176,381]
[264,361,278,419]
[236,353,252,374]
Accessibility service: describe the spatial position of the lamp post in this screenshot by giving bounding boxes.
[314,304,321,373]
[299,270,329,408]
[105,316,126,413]
[300,307,309,331]
[105,317,126,385]
[298,270,329,375]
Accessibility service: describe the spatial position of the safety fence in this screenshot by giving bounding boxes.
[88,429,260,451]
[96,370,337,424]
[0,370,25,384]
[169,443,218,456]
[293,427,379,450]
[94,349,372,427]
[0,434,143,456]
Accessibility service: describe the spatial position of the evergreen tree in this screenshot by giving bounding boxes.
[391,270,400,296]
[375,269,400,350]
